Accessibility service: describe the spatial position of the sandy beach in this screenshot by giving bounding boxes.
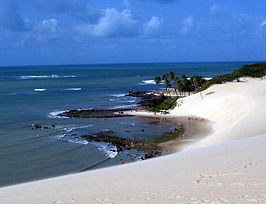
[1,78,266,203]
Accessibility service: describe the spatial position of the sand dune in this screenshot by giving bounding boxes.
[1,79,266,203]
[172,79,266,149]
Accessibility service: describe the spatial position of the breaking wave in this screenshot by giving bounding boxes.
[19,75,77,80]
[34,88,46,92]
[63,88,82,91]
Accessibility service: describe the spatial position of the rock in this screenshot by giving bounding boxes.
[58,109,134,118]
[126,91,150,97]
[80,131,171,159]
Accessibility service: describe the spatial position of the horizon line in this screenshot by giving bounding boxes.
[0,60,264,68]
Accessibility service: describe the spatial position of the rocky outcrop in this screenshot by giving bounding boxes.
[81,126,185,159]
[30,124,56,130]
[59,109,133,118]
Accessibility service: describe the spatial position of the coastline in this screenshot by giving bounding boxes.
[1,78,266,203]
[123,112,214,155]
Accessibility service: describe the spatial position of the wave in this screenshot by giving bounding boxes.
[63,88,82,91]
[19,75,77,80]
[140,78,212,85]
[110,104,137,109]
[141,80,156,85]
[58,134,89,145]
[111,93,126,97]
[124,99,136,103]
[57,134,118,159]
[48,110,69,119]
[90,141,118,159]
[64,125,94,133]
[34,88,46,92]
[139,79,164,85]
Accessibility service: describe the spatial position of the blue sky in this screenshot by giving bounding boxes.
[0,0,265,66]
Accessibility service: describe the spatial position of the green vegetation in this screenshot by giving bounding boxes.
[151,62,266,111]
[154,71,206,97]
[149,95,178,112]
[201,62,266,90]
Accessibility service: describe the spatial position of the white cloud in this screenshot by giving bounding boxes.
[143,16,163,37]
[41,19,58,32]
[181,16,194,34]
[75,8,139,38]
[210,4,227,15]
[32,19,58,34]
[261,20,266,27]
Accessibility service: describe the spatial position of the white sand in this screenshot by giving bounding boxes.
[1,79,266,203]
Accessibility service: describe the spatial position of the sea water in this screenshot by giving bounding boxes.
[0,62,252,187]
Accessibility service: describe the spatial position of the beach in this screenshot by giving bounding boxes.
[1,77,266,203]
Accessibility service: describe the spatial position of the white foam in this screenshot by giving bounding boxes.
[19,75,77,80]
[58,134,89,145]
[90,142,118,159]
[110,104,137,109]
[139,79,164,85]
[48,110,69,119]
[65,138,89,145]
[111,93,126,97]
[142,80,156,84]
[63,88,82,91]
[34,88,46,92]
[188,77,212,80]
[65,125,94,133]
[124,99,136,103]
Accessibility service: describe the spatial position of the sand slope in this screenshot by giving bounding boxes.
[1,79,266,204]
[172,79,266,149]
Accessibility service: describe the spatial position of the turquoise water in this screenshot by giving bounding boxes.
[0,62,252,187]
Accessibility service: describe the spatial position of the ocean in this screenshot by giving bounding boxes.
[0,62,251,187]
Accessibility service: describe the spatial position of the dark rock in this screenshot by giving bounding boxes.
[58,109,134,118]
[79,128,183,159]
[126,91,150,97]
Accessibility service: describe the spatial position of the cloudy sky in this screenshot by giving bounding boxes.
[0,0,265,66]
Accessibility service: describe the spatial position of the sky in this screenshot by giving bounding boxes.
[0,0,265,66]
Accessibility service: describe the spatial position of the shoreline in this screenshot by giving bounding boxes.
[124,112,214,155]
[1,78,266,203]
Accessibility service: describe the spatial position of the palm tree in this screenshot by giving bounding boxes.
[191,76,205,90]
[168,72,175,81]
[190,75,205,99]
[164,79,171,95]
[179,75,192,96]
[175,77,186,97]
[162,74,168,81]
[154,76,161,84]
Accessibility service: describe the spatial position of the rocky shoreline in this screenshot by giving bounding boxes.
[53,91,182,160]
[81,126,185,159]
[59,109,133,118]
[58,91,166,119]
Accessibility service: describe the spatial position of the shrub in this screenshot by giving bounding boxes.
[201,62,266,90]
